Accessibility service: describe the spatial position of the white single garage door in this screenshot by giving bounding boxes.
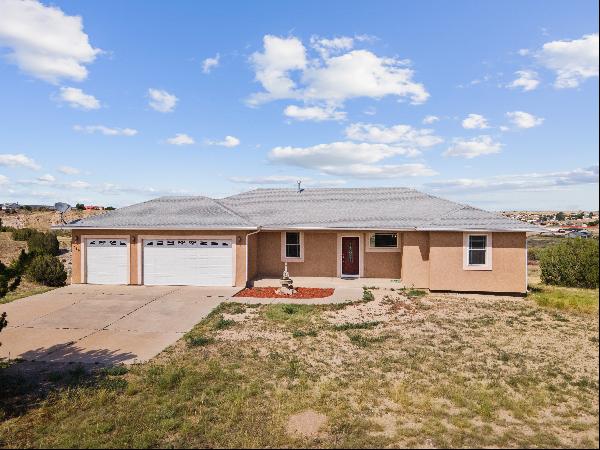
[143,239,233,286]
[85,238,129,284]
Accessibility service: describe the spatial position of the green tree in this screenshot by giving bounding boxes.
[27,231,60,256]
[555,211,566,221]
[75,203,86,210]
[539,238,599,289]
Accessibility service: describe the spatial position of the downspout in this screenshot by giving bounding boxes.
[245,227,262,287]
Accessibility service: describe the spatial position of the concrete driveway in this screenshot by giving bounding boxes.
[0,284,239,365]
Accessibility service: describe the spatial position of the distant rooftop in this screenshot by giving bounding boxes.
[62,187,542,232]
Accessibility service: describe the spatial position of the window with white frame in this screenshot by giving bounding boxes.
[369,232,398,249]
[468,235,487,265]
[285,232,301,258]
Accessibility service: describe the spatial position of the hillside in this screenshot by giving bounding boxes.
[0,209,104,231]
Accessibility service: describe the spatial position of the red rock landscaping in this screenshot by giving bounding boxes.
[234,287,335,299]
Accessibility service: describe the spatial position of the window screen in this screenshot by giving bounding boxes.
[468,235,487,265]
[370,233,398,248]
[285,232,301,258]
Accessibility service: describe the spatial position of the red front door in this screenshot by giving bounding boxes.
[341,237,360,276]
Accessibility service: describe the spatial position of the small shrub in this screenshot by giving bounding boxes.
[185,334,213,347]
[11,228,37,241]
[214,316,235,330]
[27,232,60,256]
[539,238,599,288]
[26,254,67,287]
[362,288,375,302]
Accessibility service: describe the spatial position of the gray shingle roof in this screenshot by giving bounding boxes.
[65,196,255,229]
[63,188,542,232]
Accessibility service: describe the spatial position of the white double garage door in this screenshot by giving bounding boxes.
[85,238,234,286]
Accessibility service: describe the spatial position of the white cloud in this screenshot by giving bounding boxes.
[507,70,540,91]
[74,125,138,136]
[166,133,195,146]
[422,115,439,124]
[57,87,100,110]
[202,53,220,74]
[268,141,435,178]
[506,111,544,129]
[58,165,80,175]
[284,105,346,122]
[444,136,502,159]
[0,153,40,170]
[248,35,428,108]
[148,88,178,113]
[207,135,240,148]
[68,180,91,189]
[344,123,443,147]
[0,174,9,185]
[426,165,599,192]
[37,173,55,183]
[537,33,599,88]
[517,48,530,56]
[0,0,100,83]
[310,35,354,58]
[248,35,307,105]
[461,113,489,129]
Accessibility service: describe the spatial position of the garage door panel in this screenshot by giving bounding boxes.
[143,239,233,286]
[86,239,129,285]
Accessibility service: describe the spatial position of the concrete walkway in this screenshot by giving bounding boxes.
[1,284,364,365]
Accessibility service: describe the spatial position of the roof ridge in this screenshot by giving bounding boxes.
[213,199,258,227]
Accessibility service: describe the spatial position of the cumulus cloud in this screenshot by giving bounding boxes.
[268,141,435,179]
[56,87,100,110]
[422,115,439,124]
[202,53,220,74]
[0,153,40,170]
[344,123,443,148]
[507,70,540,92]
[248,35,428,109]
[536,33,599,88]
[148,88,178,113]
[461,113,489,129]
[443,136,502,159]
[506,111,544,129]
[426,165,599,192]
[58,165,80,175]
[207,135,240,147]
[0,0,100,83]
[166,133,195,146]
[283,104,346,122]
[74,125,138,136]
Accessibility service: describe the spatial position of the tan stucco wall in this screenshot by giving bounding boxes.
[72,229,249,287]
[428,232,527,293]
[364,251,402,278]
[401,231,430,289]
[247,232,258,281]
[256,231,338,277]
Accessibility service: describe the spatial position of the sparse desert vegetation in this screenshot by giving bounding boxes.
[1,281,597,448]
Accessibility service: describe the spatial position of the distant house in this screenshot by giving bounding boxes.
[1,202,20,213]
[54,187,543,294]
[566,230,592,239]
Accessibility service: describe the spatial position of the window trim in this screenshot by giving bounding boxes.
[366,232,401,253]
[463,232,493,271]
[280,231,304,262]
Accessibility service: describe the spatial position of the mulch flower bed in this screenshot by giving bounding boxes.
[234,287,335,299]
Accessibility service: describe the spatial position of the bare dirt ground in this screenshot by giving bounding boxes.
[0,209,103,231]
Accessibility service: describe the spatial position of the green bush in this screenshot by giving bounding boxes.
[27,231,60,256]
[26,254,67,287]
[11,228,37,241]
[362,288,375,302]
[539,238,599,289]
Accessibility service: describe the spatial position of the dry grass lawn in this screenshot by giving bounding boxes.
[1,285,598,448]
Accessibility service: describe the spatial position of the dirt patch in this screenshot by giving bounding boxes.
[235,287,334,299]
[0,232,27,265]
[286,409,328,438]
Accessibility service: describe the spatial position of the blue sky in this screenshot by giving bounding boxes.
[0,0,598,210]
